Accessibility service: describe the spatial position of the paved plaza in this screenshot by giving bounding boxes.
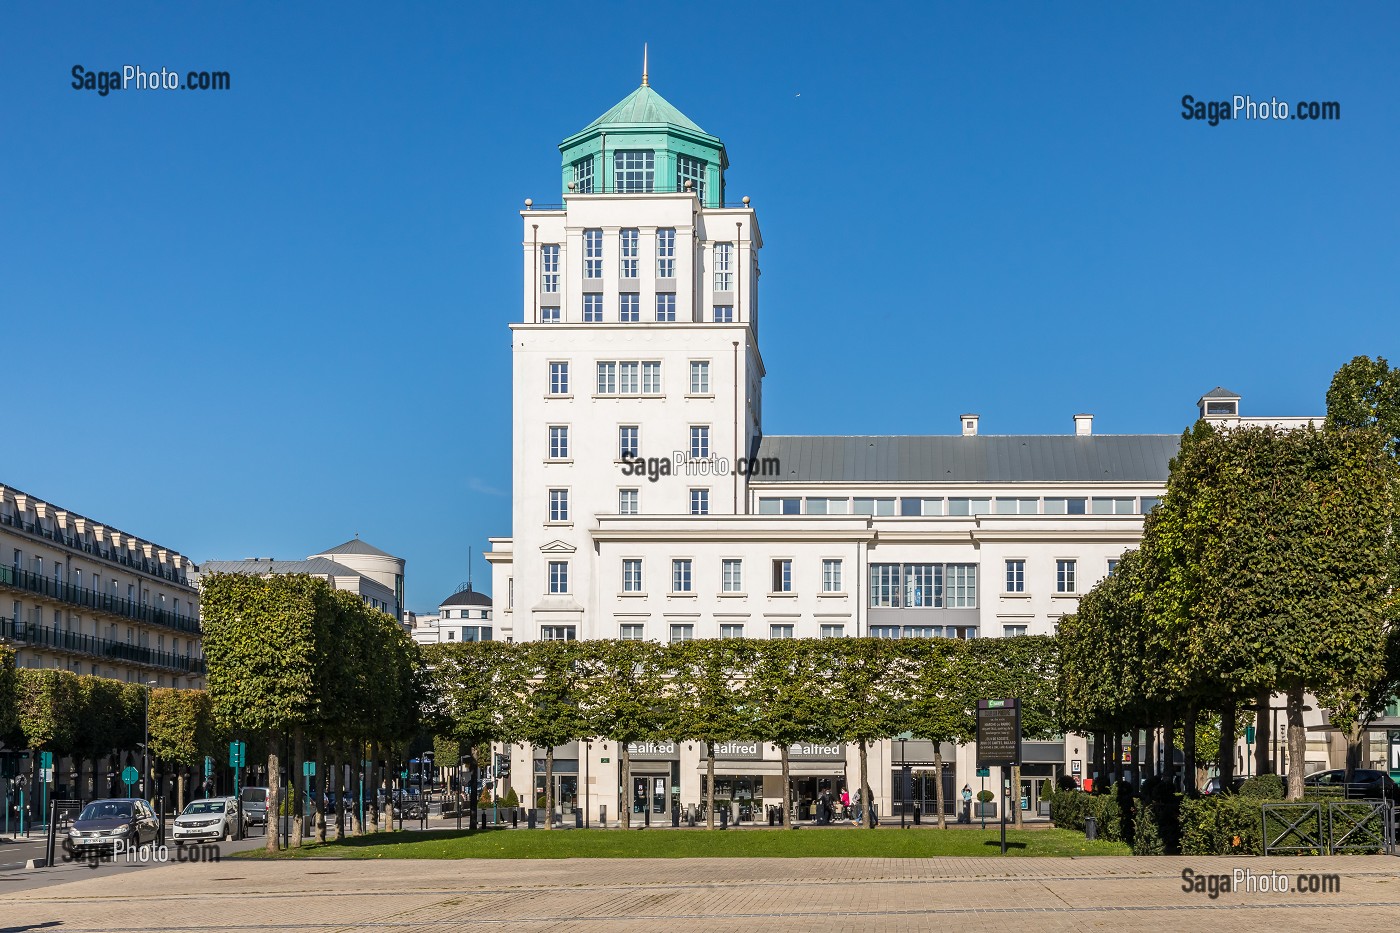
[2,852,1398,932]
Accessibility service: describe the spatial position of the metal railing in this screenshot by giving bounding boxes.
[1263,800,1395,855]
[0,512,191,585]
[0,615,205,675]
[0,565,200,634]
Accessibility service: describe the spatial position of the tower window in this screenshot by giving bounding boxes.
[689,361,710,394]
[548,361,569,395]
[655,293,676,322]
[677,155,706,202]
[614,150,654,192]
[584,293,603,322]
[713,305,734,323]
[583,229,602,278]
[619,228,639,279]
[572,156,594,194]
[619,293,640,322]
[541,307,560,323]
[714,243,733,291]
[541,245,559,293]
[657,228,675,278]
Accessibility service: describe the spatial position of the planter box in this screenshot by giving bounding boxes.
[1037,801,1052,817]
[974,802,998,818]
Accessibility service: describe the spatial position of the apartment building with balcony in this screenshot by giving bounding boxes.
[0,483,204,688]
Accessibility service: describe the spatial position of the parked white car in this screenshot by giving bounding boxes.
[171,796,237,842]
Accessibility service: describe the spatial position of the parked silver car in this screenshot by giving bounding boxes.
[172,796,237,842]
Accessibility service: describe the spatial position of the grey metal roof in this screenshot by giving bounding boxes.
[440,585,492,608]
[316,538,397,559]
[1200,387,1240,399]
[198,557,367,578]
[748,435,1179,485]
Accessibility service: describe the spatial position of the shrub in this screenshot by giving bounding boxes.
[501,786,519,808]
[976,789,995,803]
[1238,774,1285,799]
[1180,795,1276,855]
[1056,774,1079,791]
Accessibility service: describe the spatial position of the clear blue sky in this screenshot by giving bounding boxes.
[3,2,1396,613]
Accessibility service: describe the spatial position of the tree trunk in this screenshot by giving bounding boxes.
[1095,731,1107,790]
[265,742,280,853]
[543,746,555,830]
[291,728,305,846]
[1163,715,1176,789]
[1012,763,1024,827]
[350,742,363,836]
[1343,722,1365,783]
[859,739,873,829]
[369,740,380,833]
[620,745,631,830]
[176,771,185,813]
[1218,702,1236,787]
[384,749,395,830]
[315,738,327,843]
[780,745,791,828]
[1144,728,1156,782]
[1254,689,1272,776]
[334,750,345,839]
[1286,687,1306,800]
[1182,707,1197,795]
[933,745,947,829]
[706,743,715,830]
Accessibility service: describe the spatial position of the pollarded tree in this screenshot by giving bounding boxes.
[148,687,216,811]
[73,676,134,799]
[513,640,588,829]
[668,638,752,829]
[746,638,836,828]
[0,646,16,744]
[902,638,970,828]
[829,638,901,829]
[967,634,1058,826]
[575,639,668,830]
[17,668,81,756]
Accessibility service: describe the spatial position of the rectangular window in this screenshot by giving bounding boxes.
[672,559,693,593]
[619,228,639,279]
[584,292,604,322]
[1056,559,1077,593]
[757,497,801,515]
[549,362,569,395]
[669,623,694,643]
[722,559,743,592]
[719,623,744,639]
[769,623,795,639]
[689,360,710,394]
[903,564,942,607]
[583,229,602,278]
[548,489,569,523]
[869,564,900,608]
[1139,496,1161,514]
[714,243,733,291]
[614,150,654,192]
[541,244,560,293]
[541,306,560,323]
[689,488,710,516]
[622,559,643,593]
[655,292,676,322]
[1091,497,1135,515]
[1005,559,1025,593]
[548,426,569,459]
[1044,497,1087,515]
[921,498,944,516]
[619,623,644,641]
[713,305,734,323]
[899,498,922,517]
[619,361,639,394]
[996,498,1039,515]
[947,498,992,516]
[619,425,639,459]
[572,156,594,193]
[946,564,977,608]
[596,362,616,394]
[690,426,710,459]
[904,625,941,639]
[619,293,640,323]
[1003,624,1029,638]
[656,228,675,278]
[871,626,902,639]
[641,361,661,394]
[1107,558,1120,574]
[541,625,576,641]
[822,559,843,593]
[819,624,845,639]
[548,561,569,594]
[618,488,639,515]
[772,559,793,593]
[676,154,706,201]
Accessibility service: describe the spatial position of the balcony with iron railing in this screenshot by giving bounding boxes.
[0,565,201,635]
[0,615,206,675]
[0,511,194,587]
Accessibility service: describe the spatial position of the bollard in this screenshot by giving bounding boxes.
[769,806,777,826]
[527,809,536,830]
[720,807,728,830]
[480,809,488,828]
[511,807,519,829]
[600,804,607,826]
[644,807,650,827]
[671,807,679,827]
[914,805,921,826]
[1084,815,1097,841]
[575,809,583,829]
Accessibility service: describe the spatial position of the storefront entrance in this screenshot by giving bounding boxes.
[632,774,669,817]
[533,774,578,815]
[888,765,956,818]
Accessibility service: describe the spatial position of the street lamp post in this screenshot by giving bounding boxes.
[143,680,157,803]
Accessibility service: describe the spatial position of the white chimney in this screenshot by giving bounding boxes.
[961,414,979,437]
[1074,414,1093,436]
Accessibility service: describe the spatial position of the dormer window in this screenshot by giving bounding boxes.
[614,150,654,192]
[1205,401,1238,416]
[572,156,594,193]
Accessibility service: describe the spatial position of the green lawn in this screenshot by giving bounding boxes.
[234,826,1128,860]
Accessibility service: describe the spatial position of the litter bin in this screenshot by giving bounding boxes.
[913,804,921,825]
[1084,815,1097,841]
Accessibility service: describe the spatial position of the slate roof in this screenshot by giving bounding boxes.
[198,557,366,578]
[1199,387,1240,399]
[440,585,492,608]
[316,538,397,559]
[748,435,1179,485]
[583,85,708,135]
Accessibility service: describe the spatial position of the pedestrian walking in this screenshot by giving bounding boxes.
[960,784,973,824]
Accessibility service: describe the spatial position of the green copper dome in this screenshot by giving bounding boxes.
[559,82,728,207]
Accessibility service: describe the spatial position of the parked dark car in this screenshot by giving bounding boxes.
[1302,769,1400,804]
[64,798,159,853]
[1202,776,1247,795]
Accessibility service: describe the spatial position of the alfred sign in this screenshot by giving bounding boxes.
[789,742,845,761]
[976,699,1022,767]
[626,741,677,760]
[714,741,761,761]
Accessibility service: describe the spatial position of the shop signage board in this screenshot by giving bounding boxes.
[713,741,762,761]
[626,741,678,761]
[976,699,1021,766]
[789,742,846,761]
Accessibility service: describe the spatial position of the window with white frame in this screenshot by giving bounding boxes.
[548,489,569,523]
[722,559,742,592]
[619,623,644,640]
[547,561,569,594]
[770,624,795,639]
[549,362,569,395]
[946,564,977,608]
[583,229,602,278]
[1107,558,1120,574]
[584,292,604,322]
[819,623,845,639]
[622,559,643,593]
[672,559,693,593]
[619,361,639,394]
[903,563,941,607]
[669,623,694,643]
[596,361,616,394]
[822,559,843,593]
[871,625,901,639]
[948,498,991,516]
[619,228,639,279]
[1056,559,1077,593]
[1091,497,1135,515]
[1044,497,1087,515]
[541,306,560,323]
[655,292,676,322]
[656,228,675,277]
[572,156,594,193]
[869,564,900,607]
[1005,559,1025,593]
[995,497,1039,515]
[719,623,744,639]
[614,150,654,192]
[676,154,706,201]
[689,488,710,516]
[805,497,849,515]
[713,305,734,323]
[689,360,710,394]
[541,244,560,293]
[1003,624,1029,637]
[690,425,710,458]
[619,425,639,459]
[619,293,640,323]
[548,426,569,459]
[1139,497,1161,514]
[713,243,733,291]
[641,361,661,394]
[618,488,639,515]
[541,625,576,641]
[772,559,792,593]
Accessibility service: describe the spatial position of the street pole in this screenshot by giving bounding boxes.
[1000,763,1009,855]
[143,680,156,804]
[584,743,590,829]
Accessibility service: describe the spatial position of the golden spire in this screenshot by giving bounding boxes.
[642,42,649,87]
